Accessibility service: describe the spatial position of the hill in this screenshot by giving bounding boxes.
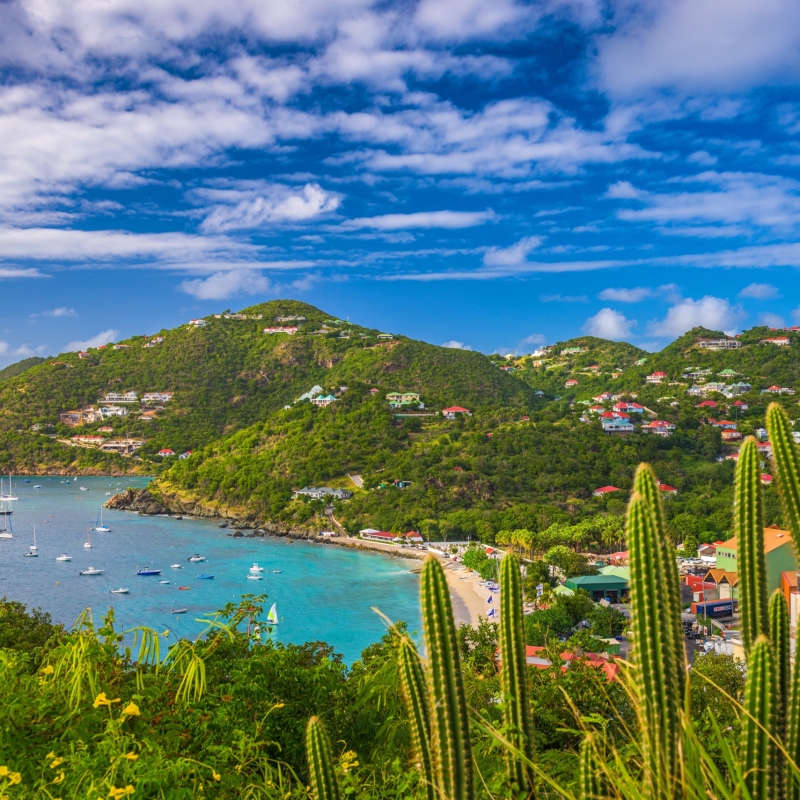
[0,356,48,382]
[0,300,534,473]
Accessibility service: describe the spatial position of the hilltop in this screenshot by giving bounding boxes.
[0,356,48,382]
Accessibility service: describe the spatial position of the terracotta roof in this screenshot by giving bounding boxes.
[703,568,739,586]
[719,527,792,555]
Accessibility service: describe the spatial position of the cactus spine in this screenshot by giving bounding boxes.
[633,465,686,699]
[499,553,536,797]
[397,637,435,800]
[626,491,680,799]
[306,717,342,800]
[420,556,474,800]
[742,636,778,800]
[735,437,769,654]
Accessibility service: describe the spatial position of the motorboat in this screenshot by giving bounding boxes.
[110,588,129,594]
[273,570,282,574]
[33,485,41,489]
[95,509,111,532]
[170,564,182,569]
[106,492,112,497]
[249,563,264,572]
[188,554,205,563]
[247,574,262,580]
[136,568,162,576]
[80,486,89,492]
[56,554,72,562]
[197,574,214,580]
[158,580,170,584]
[171,608,188,614]
[80,567,104,576]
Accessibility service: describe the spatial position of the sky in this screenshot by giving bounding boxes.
[2,0,800,366]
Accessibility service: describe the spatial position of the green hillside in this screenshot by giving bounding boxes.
[0,356,48,382]
[0,300,534,472]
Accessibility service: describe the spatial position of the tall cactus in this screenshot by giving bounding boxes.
[499,553,536,797]
[578,734,606,800]
[767,402,800,548]
[633,464,686,700]
[770,589,790,800]
[306,717,341,800]
[397,637,435,800]
[420,556,474,800]
[626,491,681,799]
[741,636,778,800]
[735,437,769,654]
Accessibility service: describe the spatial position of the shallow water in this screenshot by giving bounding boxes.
[0,476,421,662]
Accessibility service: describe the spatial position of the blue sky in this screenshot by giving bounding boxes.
[2,0,800,366]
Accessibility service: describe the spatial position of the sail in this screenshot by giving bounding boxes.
[266,603,278,625]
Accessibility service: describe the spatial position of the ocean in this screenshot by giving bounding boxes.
[0,476,421,662]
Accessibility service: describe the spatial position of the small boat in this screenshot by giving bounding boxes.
[0,484,13,539]
[249,563,264,572]
[247,574,262,580]
[95,507,111,533]
[273,570,282,574]
[80,486,89,492]
[24,524,38,556]
[178,586,191,590]
[1,474,19,501]
[84,527,92,549]
[158,580,170,584]
[188,554,205,563]
[110,588,129,594]
[34,485,41,489]
[266,603,279,625]
[136,568,162,576]
[24,479,30,483]
[24,550,37,557]
[197,574,214,580]
[80,567,104,576]
[56,553,72,561]
[105,492,112,497]
[170,564,182,569]
[171,608,188,614]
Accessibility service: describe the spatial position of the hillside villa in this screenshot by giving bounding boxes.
[263,326,298,335]
[442,406,471,419]
[293,487,353,500]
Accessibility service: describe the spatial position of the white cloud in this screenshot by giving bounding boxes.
[441,340,472,350]
[42,307,78,317]
[582,308,637,340]
[757,312,786,327]
[343,210,494,231]
[598,287,652,302]
[738,282,781,299]
[540,293,588,302]
[64,328,120,352]
[792,307,800,324]
[0,267,46,279]
[179,271,272,300]
[0,342,47,357]
[648,296,746,337]
[483,235,542,267]
[199,184,340,233]
[687,151,718,166]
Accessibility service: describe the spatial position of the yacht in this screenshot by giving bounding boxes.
[249,563,264,572]
[80,567,104,576]
[56,554,72,562]
[170,563,182,569]
[247,574,262,580]
[24,524,38,556]
[94,507,111,533]
[80,486,89,492]
[136,568,162,576]
[0,489,12,539]
[188,554,205,563]
[1,475,18,502]
[110,588,129,594]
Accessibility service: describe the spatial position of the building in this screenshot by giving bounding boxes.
[113,344,131,350]
[385,392,421,407]
[711,420,737,429]
[721,430,743,442]
[641,420,675,436]
[761,474,773,486]
[714,527,797,598]
[593,485,621,497]
[145,336,164,347]
[189,319,206,327]
[141,392,174,404]
[178,450,193,460]
[696,338,741,350]
[276,315,306,322]
[602,420,634,433]
[102,391,138,403]
[158,449,176,456]
[565,574,629,603]
[658,483,678,494]
[646,372,667,384]
[613,402,644,414]
[696,400,718,408]
[442,406,471,420]
[101,439,145,454]
[71,435,106,446]
[377,333,394,339]
[98,426,114,433]
[263,326,298,335]
[565,379,578,388]
[293,487,353,500]
[761,337,791,346]
[311,394,337,407]
[99,405,129,418]
[359,529,399,542]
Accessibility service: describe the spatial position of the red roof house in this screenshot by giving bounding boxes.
[697,400,718,408]
[658,483,678,494]
[593,486,621,497]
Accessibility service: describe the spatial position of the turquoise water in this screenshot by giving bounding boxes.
[0,476,421,662]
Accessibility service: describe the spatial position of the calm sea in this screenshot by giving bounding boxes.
[0,476,421,662]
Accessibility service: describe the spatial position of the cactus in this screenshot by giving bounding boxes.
[735,437,769,654]
[626,492,680,798]
[633,464,686,700]
[578,734,606,800]
[741,636,777,800]
[767,402,800,549]
[397,637,435,800]
[499,553,536,797]
[306,716,341,800]
[420,556,474,800]
[770,589,789,800]
[788,655,800,800]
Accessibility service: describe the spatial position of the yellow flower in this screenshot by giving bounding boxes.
[0,767,8,777]
[107,786,134,799]
[212,772,221,782]
[121,702,140,717]
[50,758,65,769]
[46,752,56,760]
[41,665,54,675]
[7,773,21,786]
[52,771,65,785]
[124,754,138,762]
[93,693,120,709]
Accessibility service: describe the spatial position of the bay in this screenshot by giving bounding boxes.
[0,475,421,662]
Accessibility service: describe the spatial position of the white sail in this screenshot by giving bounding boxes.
[266,603,279,625]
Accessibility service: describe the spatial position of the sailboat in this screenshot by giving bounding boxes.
[94,507,111,532]
[24,524,38,557]
[0,485,12,539]
[266,603,279,625]
[1,475,18,502]
[84,527,92,549]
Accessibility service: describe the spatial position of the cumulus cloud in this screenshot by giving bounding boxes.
[738,282,781,299]
[179,271,272,300]
[42,307,78,317]
[598,287,652,302]
[64,329,120,352]
[648,296,746,337]
[582,308,637,339]
[483,236,542,267]
[441,340,472,350]
[343,210,495,231]
[758,312,786,327]
[0,342,48,357]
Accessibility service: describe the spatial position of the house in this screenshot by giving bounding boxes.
[659,483,678,494]
[755,427,768,440]
[158,449,176,456]
[733,400,749,411]
[697,338,741,350]
[78,352,90,359]
[263,326,298,335]
[293,487,353,500]
[646,372,667,384]
[139,411,157,421]
[71,435,106,446]
[593,486,621,497]
[593,392,612,402]
[761,337,791,346]
[602,420,634,433]
[721,430,743,442]
[565,379,578,388]
[102,391,138,403]
[178,451,193,460]
[562,347,582,355]
[756,441,773,457]
[98,426,114,433]
[711,420,737,430]
[442,406,471,420]
[311,394,337,407]
[452,466,464,472]
[717,368,739,378]
[141,392,173,404]
[642,420,676,436]
[715,527,797,598]
[766,385,782,394]
[369,388,379,395]
[376,333,394,339]
[386,392,421,407]
[276,316,306,322]
[405,531,424,543]
[687,385,704,396]
[613,402,644,414]
[144,336,164,347]
[696,400,718,408]
[99,405,129,418]
[358,529,398,542]
[100,439,145,454]
[113,344,131,350]
[297,385,324,403]
[761,474,773,486]
[393,479,412,489]
[189,319,206,327]
[635,358,647,365]
[589,405,605,414]
[565,574,629,603]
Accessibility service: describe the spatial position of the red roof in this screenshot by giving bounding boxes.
[733,400,746,406]
[593,486,620,494]
[443,406,470,413]
[452,466,464,472]
[658,483,678,493]
[697,400,717,407]
[649,371,667,377]
[761,474,773,483]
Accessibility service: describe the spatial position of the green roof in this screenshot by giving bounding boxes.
[552,585,574,596]
[599,565,630,580]
[565,574,629,590]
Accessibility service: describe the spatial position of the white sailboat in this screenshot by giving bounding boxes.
[1,474,18,502]
[94,507,111,532]
[84,527,92,549]
[0,483,12,539]
[266,603,279,625]
[24,524,38,557]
